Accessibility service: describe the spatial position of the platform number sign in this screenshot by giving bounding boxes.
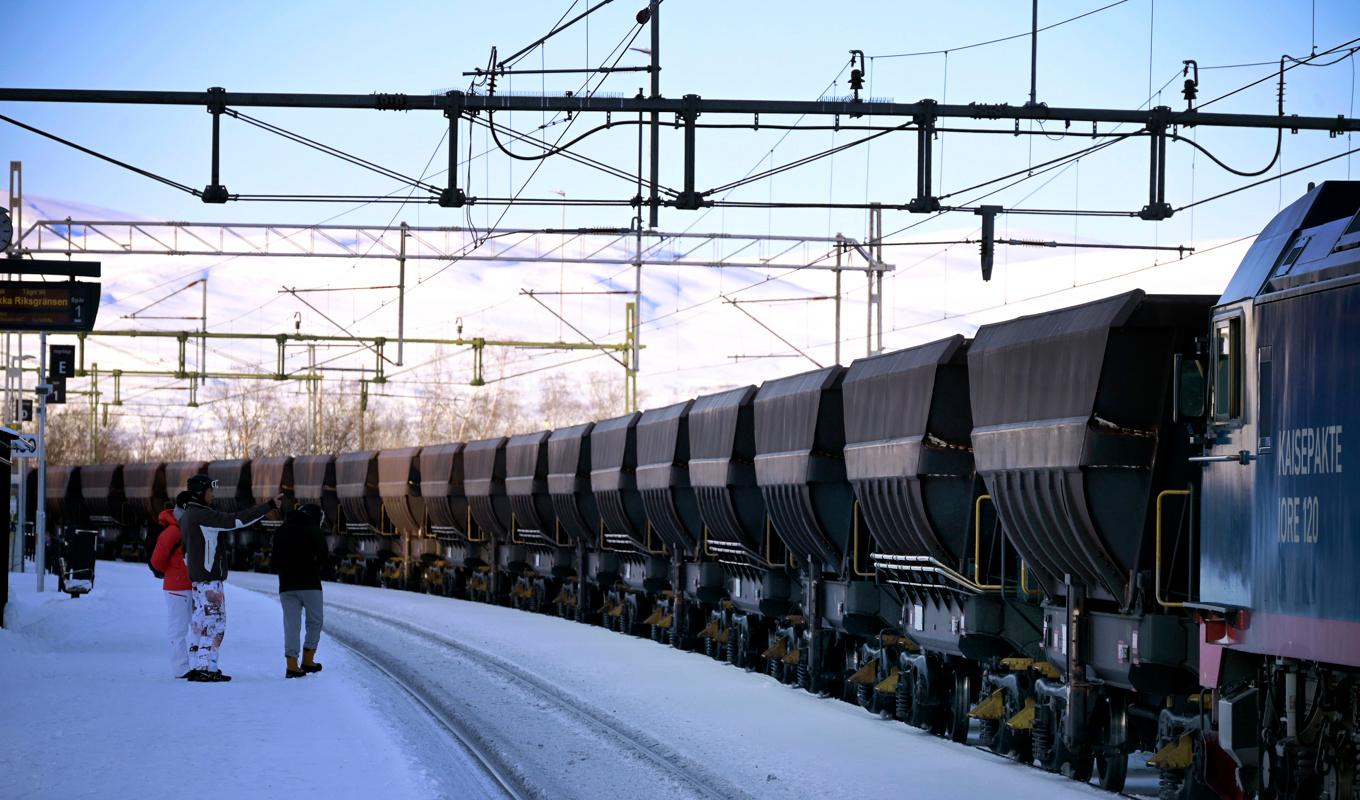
[47,344,74,406]
[13,398,31,422]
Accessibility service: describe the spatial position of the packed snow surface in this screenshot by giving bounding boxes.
[4,561,1149,799]
[0,562,499,800]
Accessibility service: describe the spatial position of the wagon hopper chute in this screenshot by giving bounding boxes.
[77,464,131,559]
[591,411,669,613]
[636,399,720,646]
[377,447,426,590]
[546,423,602,621]
[688,385,789,612]
[122,461,166,533]
[207,459,260,570]
[247,455,292,573]
[465,436,525,602]
[335,450,389,583]
[505,431,572,609]
[164,460,208,499]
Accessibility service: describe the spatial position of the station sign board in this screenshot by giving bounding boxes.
[0,281,101,332]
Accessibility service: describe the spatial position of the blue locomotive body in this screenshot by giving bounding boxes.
[1199,182,1360,672]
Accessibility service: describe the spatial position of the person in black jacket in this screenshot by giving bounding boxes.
[273,503,330,679]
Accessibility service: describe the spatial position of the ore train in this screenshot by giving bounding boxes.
[46,183,1360,799]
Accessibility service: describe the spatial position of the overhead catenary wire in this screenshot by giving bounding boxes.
[0,112,200,197]
[870,0,1130,59]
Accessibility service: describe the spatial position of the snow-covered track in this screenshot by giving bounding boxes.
[327,626,533,800]
[322,600,757,800]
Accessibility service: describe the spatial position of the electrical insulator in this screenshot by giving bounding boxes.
[849,69,864,92]
[1183,79,1197,104]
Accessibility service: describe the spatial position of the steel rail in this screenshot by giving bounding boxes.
[327,630,534,800]
[318,600,756,800]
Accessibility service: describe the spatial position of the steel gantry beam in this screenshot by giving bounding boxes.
[3,86,1355,221]
[14,220,888,273]
[1,87,1355,132]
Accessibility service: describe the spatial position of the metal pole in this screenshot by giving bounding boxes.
[200,278,208,381]
[647,0,660,229]
[633,227,642,378]
[1029,0,1039,106]
[834,244,842,366]
[875,206,884,354]
[397,221,407,366]
[35,330,46,592]
[14,458,26,573]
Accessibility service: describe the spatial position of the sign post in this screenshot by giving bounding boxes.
[34,331,46,593]
[0,262,103,594]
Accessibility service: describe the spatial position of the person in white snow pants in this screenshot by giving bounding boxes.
[179,473,282,683]
[190,581,228,672]
[149,493,195,678]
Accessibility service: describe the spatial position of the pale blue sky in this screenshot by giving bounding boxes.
[5,0,1358,244]
[3,1,1360,419]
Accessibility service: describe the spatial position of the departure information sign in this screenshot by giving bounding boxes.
[0,281,100,332]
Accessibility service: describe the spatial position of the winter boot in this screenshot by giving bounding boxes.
[301,649,323,674]
[187,669,231,683]
[286,656,307,679]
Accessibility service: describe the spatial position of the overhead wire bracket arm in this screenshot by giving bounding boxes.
[202,87,229,204]
[440,91,468,208]
[722,295,822,368]
[519,290,629,369]
[908,99,941,213]
[673,94,707,210]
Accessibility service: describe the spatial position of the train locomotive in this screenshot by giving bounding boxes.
[66,182,1360,799]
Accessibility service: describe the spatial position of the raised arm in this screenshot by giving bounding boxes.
[192,499,280,532]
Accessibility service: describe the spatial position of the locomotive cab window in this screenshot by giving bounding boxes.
[1212,316,1243,423]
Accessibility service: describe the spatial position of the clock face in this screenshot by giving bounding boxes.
[0,207,11,252]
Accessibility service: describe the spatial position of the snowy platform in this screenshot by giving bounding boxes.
[0,562,496,800]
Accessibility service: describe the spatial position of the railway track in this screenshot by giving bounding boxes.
[326,626,534,800]
[242,583,753,800]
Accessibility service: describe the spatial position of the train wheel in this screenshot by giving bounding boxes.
[895,663,914,723]
[1093,697,1128,792]
[941,670,972,744]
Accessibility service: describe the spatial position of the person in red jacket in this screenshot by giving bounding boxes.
[150,492,194,679]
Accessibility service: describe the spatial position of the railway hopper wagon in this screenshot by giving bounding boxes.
[164,460,208,500]
[291,453,343,576]
[969,289,1211,790]
[335,450,391,585]
[687,385,785,667]
[44,463,83,536]
[418,442,475,596]
[635,399,715,648]
[122,461,167,544]
[1191,181,1360,799]
[249,455,293,572]
[546,423,603,622]
[842,335,1042,745]
[377,447,426,591]
[78,464,133,560]
[505,431,573,612]
[206,458,258,570]
[464,436,517,604]
[754,365,891,694]
[590,412,669,636]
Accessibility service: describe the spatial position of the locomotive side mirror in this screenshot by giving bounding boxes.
[1173,354,1206,422]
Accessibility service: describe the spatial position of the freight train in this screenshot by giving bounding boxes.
[46,182,1360,799]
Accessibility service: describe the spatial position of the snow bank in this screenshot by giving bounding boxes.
[0,563,442,800]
